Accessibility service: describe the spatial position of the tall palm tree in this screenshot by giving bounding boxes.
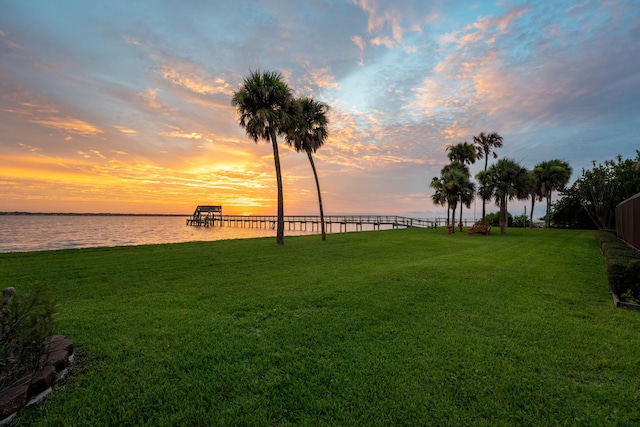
[441,161,470,233]
[529,170,543,228]
[473,132,504,223]
[483,158,532,234]
[532,159,573,228]
[446,142,476,226]
[284,97,330,240]
[231,70,293,245]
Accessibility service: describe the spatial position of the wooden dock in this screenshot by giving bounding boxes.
[185,205,222,226]
[186,214,437,231]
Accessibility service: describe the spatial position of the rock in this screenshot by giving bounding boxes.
[0,335,75,421]
[0,376,30,419]
[27,365,57,398]
[46,350,70,372]
[47,335,74,355]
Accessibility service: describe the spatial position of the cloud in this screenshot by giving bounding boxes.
[135,88,167,111]
[0,29,21,51]
[352,35,365,51]
[113,125,138,135]
[157,59,233,96]
[304,67,339,91]
[31,117,103,136]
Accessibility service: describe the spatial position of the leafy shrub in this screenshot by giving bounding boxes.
[0,287,56,389]
[595,231,640,303]
[511,214,531,228]
[482,212,513,227]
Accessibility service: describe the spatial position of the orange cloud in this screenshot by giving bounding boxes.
[30,117,103,136]
[159,62,233,96]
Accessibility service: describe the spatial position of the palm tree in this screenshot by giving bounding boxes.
[284,97,330,240]
[482,158,532,234]
[532,159,573,228]
[231,70,293,245]
[441,161,470,233]
[446,142,476,227]
[529,170,543,228]
[473,132,504,223]
[446,141,477,166]
[430,176,449,226]
[459,178,476,228]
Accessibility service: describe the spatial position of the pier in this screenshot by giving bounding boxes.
[185,205,222,226]
[186,213,438,231]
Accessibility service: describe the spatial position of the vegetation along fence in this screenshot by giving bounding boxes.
[616,192,640,251]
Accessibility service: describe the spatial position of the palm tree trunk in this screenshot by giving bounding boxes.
[530,196,535,229]
[545,193,552,228]
[451,203,457,233]
[307,150,326,240]
[270,128,285,245]
[459,203,463,229]
[482,156,489,224]
[499,196,507,234]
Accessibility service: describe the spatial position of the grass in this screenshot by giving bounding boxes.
[2,227,640,426]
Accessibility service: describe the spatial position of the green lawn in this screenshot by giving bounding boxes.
[3,228,640,426]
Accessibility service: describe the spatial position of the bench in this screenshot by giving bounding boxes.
[468,225,491,236]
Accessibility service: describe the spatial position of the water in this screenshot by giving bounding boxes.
[0,215,325,253]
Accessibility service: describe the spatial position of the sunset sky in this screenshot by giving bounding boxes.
[1,1,638,218]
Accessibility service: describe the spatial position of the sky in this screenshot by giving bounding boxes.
[1,0,638,219]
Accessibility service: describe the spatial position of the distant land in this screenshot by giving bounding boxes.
[0,212,186,216]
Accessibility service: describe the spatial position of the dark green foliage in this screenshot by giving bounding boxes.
[511,213,530,228]
[532,159,573,228]
[0,288,56,389]
[564,151,640,229]
[595,230,620,247]
[481,158,533,234]
[482,211,512,227]
[552,192,596,229]
[595,231,640,301]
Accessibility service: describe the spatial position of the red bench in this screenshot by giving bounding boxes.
[468,225,492,235]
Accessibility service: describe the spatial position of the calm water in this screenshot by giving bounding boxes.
[0,215,326,253]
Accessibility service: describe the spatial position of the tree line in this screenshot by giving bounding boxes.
[431,134,640,233]
[231,70,330,245]
[430,132,573,234]
[553,152,640,230]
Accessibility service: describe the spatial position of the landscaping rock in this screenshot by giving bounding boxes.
[0,376,30,419]
[27,365,57,398]
[0,335,74,423]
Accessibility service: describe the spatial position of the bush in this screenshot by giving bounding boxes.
[0,287,56,390]
[482,212,513,227]
[595,231,640,303]
[595,230,620,248]
[511,214,531,228]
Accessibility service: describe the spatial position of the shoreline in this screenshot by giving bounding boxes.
[0,212,187,217]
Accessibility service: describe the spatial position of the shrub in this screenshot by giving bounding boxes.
[0,287,56,390]
[482,212,513,227]
[596,231,640,303]
[595,230,620,248]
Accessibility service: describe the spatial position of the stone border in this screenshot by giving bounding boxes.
[0,335,74,425]
[611,292,640,311]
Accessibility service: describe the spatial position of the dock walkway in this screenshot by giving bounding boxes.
[186,214,437,231]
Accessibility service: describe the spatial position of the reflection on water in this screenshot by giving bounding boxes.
[0,215,321,253]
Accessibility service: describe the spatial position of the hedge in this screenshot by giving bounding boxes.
[595,230,640,302]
